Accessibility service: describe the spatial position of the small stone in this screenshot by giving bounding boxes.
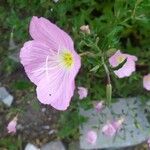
[41,108,46,112]
[68,141,81,150]
[48,129,57,135]
[41,141,66,150]
[0,87,13,107]
[42,125,50,130]
[25,143,40,150]
[16,124,24,130]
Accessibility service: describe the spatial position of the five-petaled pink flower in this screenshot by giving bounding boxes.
[86,130,97,144]
[93,101,104,112]
[7,116,17,134]
[109,50,138,78]
[20,16,81,110]
[102,118,124,137]
[143,74,150,91]
[77,87,88,99]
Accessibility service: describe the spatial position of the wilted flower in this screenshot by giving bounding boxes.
[102,118,124,137]
[77,87,88,99]
[93,101,104,112]
[86,130,97,144]
[102,122,116,137]
[7,116,17,134]
[109,50,137,78]
[143,74,150,91]
[20,16,81,110]
[112,118,124,131]
[80,25,90,34]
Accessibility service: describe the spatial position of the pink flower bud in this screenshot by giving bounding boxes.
[80,25,90,34]
[102,122,116,137]
[77,86,88,100]
[93,101,104,112]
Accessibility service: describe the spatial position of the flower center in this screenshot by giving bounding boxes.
[60,51,73,69]
[116,55,125,64]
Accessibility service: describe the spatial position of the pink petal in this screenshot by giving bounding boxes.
[77,87,88,99]
[7,117,17,134]
[108,50,124,67]
[143,74,150,91]
[109,50,138,78]
[114,57,136,78]
[36,72,75,110]
[102,122,116,137]
[86,130,97,144]
[20,40,55,85]
[111,118,124,131]
[29,16,74,52]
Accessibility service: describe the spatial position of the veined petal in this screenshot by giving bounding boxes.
[20,40,57,85]
[29,16,74,52]
[114,58,136,78]
[36,72,75,110]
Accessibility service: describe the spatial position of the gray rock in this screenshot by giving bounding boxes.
[41,141,66,150]
[42,125,50,130]
[17,124,24,130]
[48,129,57,135]
[68,141,82,150]
[24,143,40,150]
[0,87,13,107]
[80,97,150,149]
[41,107,46,112]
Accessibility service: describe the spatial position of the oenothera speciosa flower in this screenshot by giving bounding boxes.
[20,16,81,110]
[109,50,138,78]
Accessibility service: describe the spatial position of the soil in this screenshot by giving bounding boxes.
[0,65,60,147]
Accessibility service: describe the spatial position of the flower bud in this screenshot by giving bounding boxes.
[80,25,90,34]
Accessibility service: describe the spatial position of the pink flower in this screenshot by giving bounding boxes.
[109,50,137,78]
[7,116,17,134]
[93,101,104,112]
[143,74,150,91]
[102,118,124,137]
[20,16,81,111]
[77,87,88,99]
[86,130,97,144]
[102,122,116,137]
[80,25,90,34]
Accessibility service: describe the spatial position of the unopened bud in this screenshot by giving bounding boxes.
[80,25,90,34]
[106,84,112,105]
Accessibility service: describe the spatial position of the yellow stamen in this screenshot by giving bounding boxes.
[117,55,125,64]
[60,51,73,69]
